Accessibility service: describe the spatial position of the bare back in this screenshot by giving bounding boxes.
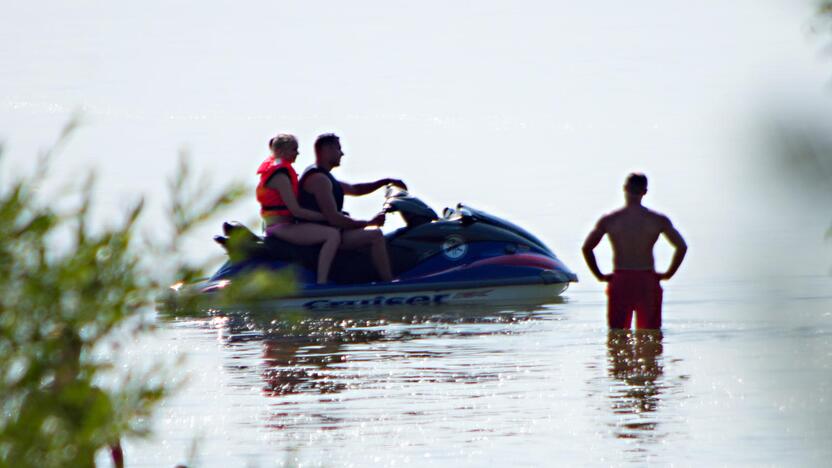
[601,206,671,271]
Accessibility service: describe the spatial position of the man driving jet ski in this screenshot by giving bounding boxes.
[298,133,407,282]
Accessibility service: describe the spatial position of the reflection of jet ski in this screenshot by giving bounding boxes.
[174,188,577,310]
[216,303,554,396]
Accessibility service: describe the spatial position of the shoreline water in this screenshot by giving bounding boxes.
[108,275,832,467]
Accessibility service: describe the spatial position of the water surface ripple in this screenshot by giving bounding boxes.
[121,278,832,467]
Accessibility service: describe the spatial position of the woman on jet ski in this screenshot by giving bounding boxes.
[256,134,340,284]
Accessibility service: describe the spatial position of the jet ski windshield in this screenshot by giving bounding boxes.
[383,186,438,228]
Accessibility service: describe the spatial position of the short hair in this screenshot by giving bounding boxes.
[269,133,297,152]
[624,172,648,195]
[314,133,340,154]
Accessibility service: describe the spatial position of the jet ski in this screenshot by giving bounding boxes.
[170,188,578,311]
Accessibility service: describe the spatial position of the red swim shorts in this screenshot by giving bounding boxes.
[606,270,663,329]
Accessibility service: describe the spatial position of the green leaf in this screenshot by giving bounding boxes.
[0,120,259,467]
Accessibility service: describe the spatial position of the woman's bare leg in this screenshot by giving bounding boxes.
[269,224,341,284]
[339,228,393,282]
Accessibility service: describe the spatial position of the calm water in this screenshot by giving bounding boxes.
[5,1,832,466]
[111,276,832,467]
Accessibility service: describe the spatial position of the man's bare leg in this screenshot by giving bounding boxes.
[340,228,393,282]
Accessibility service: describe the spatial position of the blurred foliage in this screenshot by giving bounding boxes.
[0,120,272,467]
[772,0,832,240]
[763,116,832,242]
[765,119,832,187]
[816,1,832,53]
[819,1,832,23]
[816,2,832,241]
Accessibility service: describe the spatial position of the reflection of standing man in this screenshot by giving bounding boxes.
[606,329,664,415]
[582,173,687,329]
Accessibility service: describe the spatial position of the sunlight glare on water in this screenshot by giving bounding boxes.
[115,276,832,467]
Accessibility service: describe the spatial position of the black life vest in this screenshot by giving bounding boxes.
[298,165,344,215]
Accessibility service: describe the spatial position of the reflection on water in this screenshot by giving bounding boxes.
[198,304,565,447]
[189,303,692,467]
[585,329,685,462]
[217,305,550,404]
[262,338,352,396]
[125,280,832,466]
[606,330,666,439]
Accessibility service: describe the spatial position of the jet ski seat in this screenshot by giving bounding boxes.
[216,221,383,284]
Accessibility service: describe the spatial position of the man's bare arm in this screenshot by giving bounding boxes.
[658,218,687,281]
[341,178,407,196]
[582,218,612,282]
[306,175,387,228]
[305,174,370,229]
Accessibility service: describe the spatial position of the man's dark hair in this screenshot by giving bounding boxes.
[314,133,340,154]
[624,172,648,195]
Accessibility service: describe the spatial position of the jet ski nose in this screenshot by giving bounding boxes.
[541,269,578,284]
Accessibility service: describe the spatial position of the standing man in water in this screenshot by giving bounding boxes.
[582,173,687,329]
[298,133,406,282]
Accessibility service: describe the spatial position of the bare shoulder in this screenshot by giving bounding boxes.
[304,172,331,190]
[595,211,619,228]
[608,207,630,219]
[644,207,672,225]
[600,208,627,225]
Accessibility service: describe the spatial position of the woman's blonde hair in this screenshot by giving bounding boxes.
[269,133,298,153]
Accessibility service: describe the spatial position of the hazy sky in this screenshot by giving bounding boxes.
[2,0,831,284]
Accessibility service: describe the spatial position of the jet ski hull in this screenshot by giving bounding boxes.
[187,276,570,312]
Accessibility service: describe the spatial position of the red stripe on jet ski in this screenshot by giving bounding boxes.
[465,253,559,270]
[420,253,561,279]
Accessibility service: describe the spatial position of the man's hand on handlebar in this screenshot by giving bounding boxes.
[384,178,407,190]
[367,212,386,227]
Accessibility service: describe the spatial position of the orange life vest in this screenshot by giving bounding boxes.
[256,157,298,218]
